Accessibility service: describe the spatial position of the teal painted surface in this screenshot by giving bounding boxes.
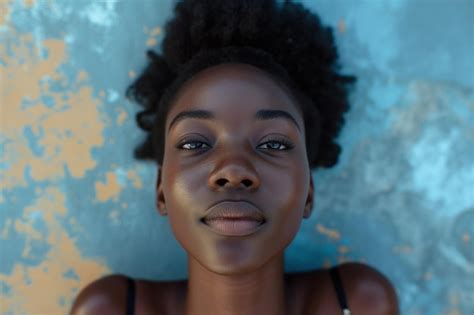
[1,0,473,314]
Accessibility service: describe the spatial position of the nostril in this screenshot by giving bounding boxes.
[214,178,253,188]
[242,179,253,187]
[216,178,227,186]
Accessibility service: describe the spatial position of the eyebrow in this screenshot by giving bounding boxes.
[167,109,301,132]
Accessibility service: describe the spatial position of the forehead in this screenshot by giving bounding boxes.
[165,63,304,130]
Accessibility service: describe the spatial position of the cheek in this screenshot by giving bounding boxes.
[162,166,205,250]
[269,162,308,208]
[266,164,309,232]
[162,161,209,221]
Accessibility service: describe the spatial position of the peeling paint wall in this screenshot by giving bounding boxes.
[1,0,473,314]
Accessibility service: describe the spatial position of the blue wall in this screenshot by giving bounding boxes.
[1,0,473,314]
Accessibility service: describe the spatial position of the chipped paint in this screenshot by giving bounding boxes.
[22,0,35,8]
[1,2,110,313]
[1,1,473,314]
[145,26,162,47]
[0,187,110,314]
[95,171,122,202]
[445,292,462,315]
[146,37,157,47]
[116,108,128,125]
[0,0,12,26]
[338,245,349,254]
[315,224,341,241]
[337,19,346,33]
[1,28,104,189]
[127,169,143,189]
[149,26,161,37]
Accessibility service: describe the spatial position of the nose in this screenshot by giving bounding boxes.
[208,159,260,192]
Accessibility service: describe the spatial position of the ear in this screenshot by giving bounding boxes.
[303,175,314,219]
[156,167,167,216]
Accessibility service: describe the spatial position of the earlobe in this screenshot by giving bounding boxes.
[156,167,167,216]
[303,175,314,219]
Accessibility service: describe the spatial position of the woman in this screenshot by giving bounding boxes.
[71,0,399,314]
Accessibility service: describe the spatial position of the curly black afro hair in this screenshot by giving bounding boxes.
[127,0,355,170]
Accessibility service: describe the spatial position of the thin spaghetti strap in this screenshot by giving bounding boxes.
[126,277,136,315]
[329,266,351,315]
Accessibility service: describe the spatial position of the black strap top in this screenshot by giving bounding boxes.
[330,266,351,314]
[126,277,135,315]
[125,268,350,315]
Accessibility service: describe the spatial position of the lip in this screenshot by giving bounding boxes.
[201,201,266,236]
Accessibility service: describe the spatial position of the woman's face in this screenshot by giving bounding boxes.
[156,63,314,274]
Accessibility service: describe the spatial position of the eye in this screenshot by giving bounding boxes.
[176,140,210,150]
[258,138,294,151]
[176,137,293,151]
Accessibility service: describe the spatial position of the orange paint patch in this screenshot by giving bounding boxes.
[127,169,143,189]
[76,70,88,82]
[445,292,461,315]
[145,26,161,47]
[22,0,35,8]
[0,187,110,314]
[146,37,157,47]
[95,171,122,202]
[150,26,161,37]
[462,232,470,243]
[1,29,105,189]
[338,19,346,33]
[0,0,12,26]
[116,108,128,125]
[315,224,341,241]
[338,245,349,254]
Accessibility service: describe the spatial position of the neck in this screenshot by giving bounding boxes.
[183,253,287,315]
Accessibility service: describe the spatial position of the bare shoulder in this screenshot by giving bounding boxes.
[70,274,129,315]
[338,262,399,315]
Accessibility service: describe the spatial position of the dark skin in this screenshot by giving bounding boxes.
[71,63,399,315]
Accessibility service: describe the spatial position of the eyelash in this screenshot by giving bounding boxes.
[176,138,294,151]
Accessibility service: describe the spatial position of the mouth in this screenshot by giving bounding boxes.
[201,200,266,237]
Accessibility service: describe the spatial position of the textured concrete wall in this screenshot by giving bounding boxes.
[1,0,473,314]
